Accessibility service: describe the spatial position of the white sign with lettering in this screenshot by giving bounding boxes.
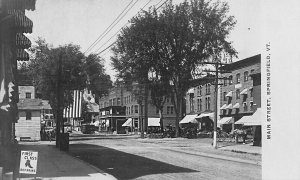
[19,151,38,174]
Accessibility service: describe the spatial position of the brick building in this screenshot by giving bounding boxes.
[183,76,217,131]
[98,84,176,134]
[219,54,261,133]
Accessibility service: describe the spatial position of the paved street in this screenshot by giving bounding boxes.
[67,133,261,180]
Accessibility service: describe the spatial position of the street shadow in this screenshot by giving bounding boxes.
[15,143,116,179]
[68,143,198,180]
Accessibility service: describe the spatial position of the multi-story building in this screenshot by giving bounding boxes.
[183,76,217,131]
[98,84,176,134]
[219,54,261,133]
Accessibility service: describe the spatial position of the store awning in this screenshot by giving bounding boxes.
[235,108,261,126]
[225,91,232,97]
[179,114,198,124]
[196,112,214,120]
[226,104,232,109]
[187,88,194,94]
[218,117,234,124]
[148,118,160,127]
[122,118,132,127]
[232,103,240,109]
[220,104,227,110]
[240,88,248,95]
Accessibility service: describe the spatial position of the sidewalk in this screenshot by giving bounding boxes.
[17,141,117,180]
[218,142,261,155]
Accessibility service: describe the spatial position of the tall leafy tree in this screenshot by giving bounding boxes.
[84,54,112,102]
[112,0,237,137]
[28,39,86,118]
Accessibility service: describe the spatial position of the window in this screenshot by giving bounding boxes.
[236,73,240,84]
[243,102,248,112]
[250,101,254,111]
[166,97,169,103]
[223,92,227,101]
[131,105,134,114]
[229,76,233,85]
[250,88,253,97]
[206,84,211,94]
[199,86,202,95]
[197,99,200,111]
[128,106,131,114]
[26,111,32,120]
[190,96,194,112]
[205,97,210,110]
[109,99,112,106]
[135,105,138,113]
[117,98,121,105]
[200,99,202,111]
[171,106,174,114]
[167,106,170,114]
[244,71,249,82]
[25,92,31,99]
[156,107,159,114]
[250,69,255,80]
[197,86,200,96]
[223,78,227,86]
[236,89,240,99]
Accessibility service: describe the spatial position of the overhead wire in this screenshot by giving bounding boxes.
[96,0,169,55]
[84,0,134,54]
[85,0,139,55]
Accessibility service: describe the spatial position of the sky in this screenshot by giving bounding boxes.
[25,0,261,82]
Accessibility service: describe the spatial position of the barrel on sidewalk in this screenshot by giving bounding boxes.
[59,133,69,151]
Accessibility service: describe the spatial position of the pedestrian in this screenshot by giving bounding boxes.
[242,127,247,144]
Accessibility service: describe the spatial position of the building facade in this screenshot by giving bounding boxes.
[0,0,36,172]
[219,54,261,133]
[98,84,176,134]
[184,77,217,131]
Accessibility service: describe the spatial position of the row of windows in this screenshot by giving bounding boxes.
[126,105,139,115]
[223,88,253,102]
[156,106,175,115]
[191,97,211,112]
[223,69,255,86]
[221,101,254,114]
[196,84,212,96]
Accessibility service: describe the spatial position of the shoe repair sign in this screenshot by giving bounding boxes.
[19,151,38,174]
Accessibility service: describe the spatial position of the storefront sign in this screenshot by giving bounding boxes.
[19,151,38,174]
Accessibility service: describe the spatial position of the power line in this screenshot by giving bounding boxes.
[85,0,139,55]
[96,0,169,55]
[92,0,142,52]
[84,0,134,54]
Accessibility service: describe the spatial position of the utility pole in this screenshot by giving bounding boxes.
[56,55,62,148]
[202,60,229,149]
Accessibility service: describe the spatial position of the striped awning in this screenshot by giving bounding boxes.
[226,104,232,109]
[179,114,198,124]
[240,88,248,95]
[235,108,261,126]
[232,103,240,109]
[8,9,33,33]
[122,118,132,127]
[148,118,160,127]
[16,49,29,61]
[16,33,31,49]
[225,91,232,97]
[3,0,36,11]
[218,117,234,124]
[196,112,214,120]
[220,104,227,110]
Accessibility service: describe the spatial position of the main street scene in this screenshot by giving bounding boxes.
[0,0,263,179]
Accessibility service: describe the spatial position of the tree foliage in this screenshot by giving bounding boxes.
[111,0,237,136]
[27,38,112,117]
